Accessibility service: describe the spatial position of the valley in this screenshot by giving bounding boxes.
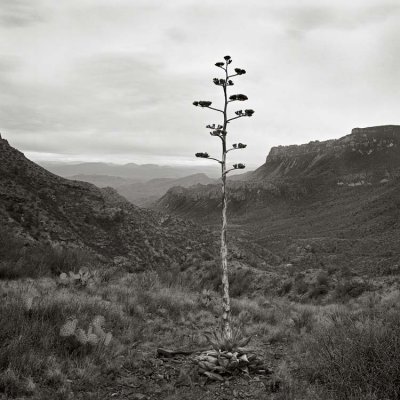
[1,127,400,399]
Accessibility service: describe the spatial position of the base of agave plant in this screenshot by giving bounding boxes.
[194,349,272,382]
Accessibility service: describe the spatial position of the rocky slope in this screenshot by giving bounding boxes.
[0,134,218,270]
[155,126,400,276]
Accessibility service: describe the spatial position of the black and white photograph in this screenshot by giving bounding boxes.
[0,1,399,399]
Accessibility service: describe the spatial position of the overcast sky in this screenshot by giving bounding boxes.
[0,0,399,168]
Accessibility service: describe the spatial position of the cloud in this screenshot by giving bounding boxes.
[0,0,399,168]
[0,0,45,27]
[0,52,211,163]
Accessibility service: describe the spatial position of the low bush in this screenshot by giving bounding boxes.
[334,279,371,301]
[0,228,93,279]
[0,287,125,398]
[229,268,254,297]
[308,283,329,299]
[291,308,315,334]
[293,275,308,295]
[278,279,293,296]
[300,307,400,400]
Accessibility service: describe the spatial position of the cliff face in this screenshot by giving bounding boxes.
[267,125,400,161]
[253,125,400,185]
[156,125,400,219]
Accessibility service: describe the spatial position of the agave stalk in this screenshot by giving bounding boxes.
[193,55,254,340]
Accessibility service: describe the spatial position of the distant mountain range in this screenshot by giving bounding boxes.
[115,173,216,207]
[39,161,220,181]
[38,161,223,206]
[67,174,139,187]
[63,172,216,206]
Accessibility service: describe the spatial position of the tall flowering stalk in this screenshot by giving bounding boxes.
[193,55,254,340]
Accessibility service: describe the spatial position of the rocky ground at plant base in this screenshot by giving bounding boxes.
[83,344,282,400]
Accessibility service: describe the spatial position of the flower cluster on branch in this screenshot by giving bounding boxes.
[195,152,210,159]
[193,101,212,107]
[229,94,248,101]
[233,143,247,149]
[235,109,254,117]
[233,163,246,169]
[234,68,246,75]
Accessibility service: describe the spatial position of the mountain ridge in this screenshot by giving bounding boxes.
[251,125,400,184]
[39,160,220,180]
[157,125,400,217]
[0,134,218,269]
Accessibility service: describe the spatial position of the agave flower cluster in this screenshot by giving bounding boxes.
[193,100,212,107]
[232,143,247,149]
[59,315,112,348]
[233,163,245,170]
[229,94,248,101]
[235,109,254,117]
[195,152,210,159]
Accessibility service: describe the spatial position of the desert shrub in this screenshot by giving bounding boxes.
[334,279,371,301]
[156,262,184,287]
[42,246,92,275]
[0,368,36,398]
[136,286,197,319]
[231,297,265,323]
[267,325,290,344]
[316,271,329,286]
[268,361,321,400]
[0,228,24,260]
[0,229,93,280]
[198,263,222,292]
[200,249,214,261]
[300,308,400,400]
[303,271,330,300]
[278,279,293,296]
[340,265,353,278]
[229,268,254,297]
[308,283,329,299]
[133,270,160,291]
[291,308,315,334]
[294,276,308,295]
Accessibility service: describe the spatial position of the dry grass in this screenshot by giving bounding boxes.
[0,270,225,398]
[0,228,94,280]
[298,304,400,399]
[0,278,129,398]
[1,257,399,399]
